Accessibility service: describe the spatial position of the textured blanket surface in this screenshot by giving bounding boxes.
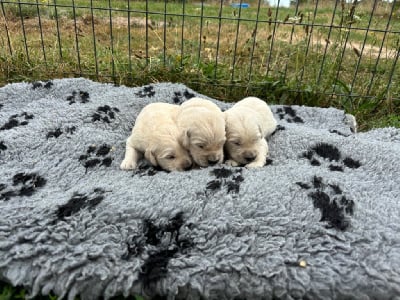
[0,78,400,300]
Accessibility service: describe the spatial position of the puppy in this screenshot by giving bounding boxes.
[176,97,226,167]
[120,103,192,172]
[224,97,277,168]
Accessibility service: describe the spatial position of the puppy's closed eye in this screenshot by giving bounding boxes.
[161,150,178,160]
[196,144,205,149]
[229,140,242,146]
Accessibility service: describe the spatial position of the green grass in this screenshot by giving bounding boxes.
[0,281,54,300]
[0,280,145,300]
[0,0,399,132]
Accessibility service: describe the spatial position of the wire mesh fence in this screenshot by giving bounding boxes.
[0,0,399,106]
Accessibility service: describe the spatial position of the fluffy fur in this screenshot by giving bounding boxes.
[176,97,226,167]
[224,97,277,168]
[120,103,192,172]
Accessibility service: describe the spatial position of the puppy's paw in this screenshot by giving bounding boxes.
[225,159,240,167]
[245,161,265,168]
[120,159,137,170]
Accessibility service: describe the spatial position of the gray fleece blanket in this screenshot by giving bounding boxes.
[1,78,400,300]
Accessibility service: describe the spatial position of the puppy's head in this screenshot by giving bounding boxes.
[224,112,266,165]
[178,107,226,167]
[145,141,192,172]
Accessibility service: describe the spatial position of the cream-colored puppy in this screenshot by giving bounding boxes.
[120,103,192,172]
[176,97,226,167]
[224,97,277,168]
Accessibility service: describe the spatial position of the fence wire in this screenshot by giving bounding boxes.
[0,0,399,104]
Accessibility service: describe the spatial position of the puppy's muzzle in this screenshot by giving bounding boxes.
[183,160,193,171]
[208,158,220,165]
[243,152,257,163]
[207,153,222,165]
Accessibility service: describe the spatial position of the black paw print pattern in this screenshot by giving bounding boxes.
[55,188,105,223]
[31,80,53,90]
[172,89,195,104]
[265,158,273,166]
[297,176,354,231]
[66,90,90,105]
[79,144,113,170]
[0,141,6,155]
[0,173,47,201]
[92,105,120,124]
[132,161,163,177]
[301,142,361,172]
[271,125,286,137]
[135,85,155,98]
[123,212,192,293]
[46,126,76,139]
[275,106,304,123]
[206,167,244,195]
[0,112,34,131]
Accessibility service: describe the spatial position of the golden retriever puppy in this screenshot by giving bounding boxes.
[224,97,277,168]
[176,97,226,167]
[120,103,192,172]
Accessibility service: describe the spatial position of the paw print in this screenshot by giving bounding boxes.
[135,85,155,98]
[271,125,286,136]
[92,105,120,123]
[132,161,162,177]
[301,142,361,172]
[46,126,76,139]
[0,112,34,131]
[65,90,90,104]
[265,158,273,166]
[0,173,47,201]
[275,106,304,123]
[296,176,354,230]
[123,212,192,291]
[172,89,195,104]
[205,167,244,195]
[55,188,105,222]
[0,141,7,155]
[32,80,53,90]
[79,144,113,171]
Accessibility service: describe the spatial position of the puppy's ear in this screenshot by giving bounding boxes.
[179,129,191,148]
[145,148,158,166]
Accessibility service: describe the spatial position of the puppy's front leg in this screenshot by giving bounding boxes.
[225,159,240,167]
[120,141,142,170]
[246,139,268,168]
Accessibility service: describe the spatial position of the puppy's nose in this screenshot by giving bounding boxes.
[244,154,257,162]
[183,161,192,171]
[208,158,219,165]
